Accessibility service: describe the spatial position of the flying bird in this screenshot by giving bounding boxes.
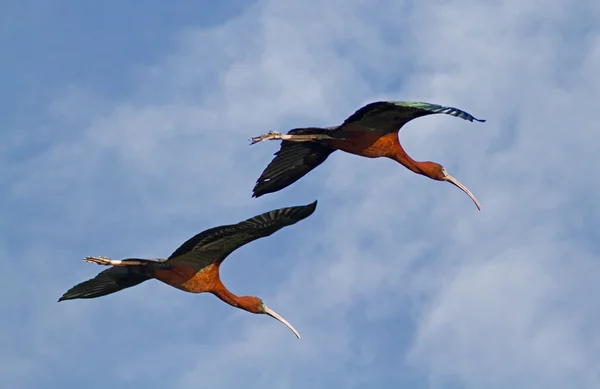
[58,201,318,339]
[250,101,485,210]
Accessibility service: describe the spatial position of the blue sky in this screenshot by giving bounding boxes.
[2,1,600,388]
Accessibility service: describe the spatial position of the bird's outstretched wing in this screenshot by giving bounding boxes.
[58,266,151,301]
[339,101,485,135]
[166,201,318,269]
[253,128,336,198]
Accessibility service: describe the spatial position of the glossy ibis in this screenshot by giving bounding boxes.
[250,101,484,210]
[58,201,318,339]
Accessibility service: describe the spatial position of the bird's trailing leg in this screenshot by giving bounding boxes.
[249,130,335,145]
[83,256,145,267]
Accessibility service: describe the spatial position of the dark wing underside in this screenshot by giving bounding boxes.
[58,266,150,301]
[166,201,318,269]
[339,101,485,135]
[253,128,336,198]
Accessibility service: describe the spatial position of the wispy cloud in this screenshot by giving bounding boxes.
[2,0,599,388]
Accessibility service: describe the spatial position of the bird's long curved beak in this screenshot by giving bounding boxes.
[444,174,481,211]
[263,305,301,339]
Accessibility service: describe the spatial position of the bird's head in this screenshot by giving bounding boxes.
[241,296,301,339]
[422,162,481,211]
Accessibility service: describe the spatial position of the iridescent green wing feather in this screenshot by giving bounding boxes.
[339,101,485,135]
[166,201,317,269]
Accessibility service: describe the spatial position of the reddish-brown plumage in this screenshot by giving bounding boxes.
[153,263,263,313]
[328,131,396,158]
[329,132,446,180]
[153,263,216,293]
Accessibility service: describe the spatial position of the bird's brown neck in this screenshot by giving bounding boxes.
[210,269,259,314]
[389,140,429,177]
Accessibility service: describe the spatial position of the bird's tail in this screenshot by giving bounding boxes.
[58,266,151,301]
[253,128,336,197]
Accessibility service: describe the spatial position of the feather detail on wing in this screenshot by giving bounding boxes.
[340,101,485,134]
[167,201,317,269]
[58,266,150,301]
[253,128,336,197]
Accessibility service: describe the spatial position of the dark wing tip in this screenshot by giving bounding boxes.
[387,101,486,123]
[297,199,318,214]
[436,104,486,123]
[252,185,267,198]
[464,116,485,123]
[268,200,318,224]
[293,200,318,220]
[57,292,75,302]
[57,294,74,302]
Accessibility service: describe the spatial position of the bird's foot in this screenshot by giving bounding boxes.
[249,130,283,145]
[84,256,119,266]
